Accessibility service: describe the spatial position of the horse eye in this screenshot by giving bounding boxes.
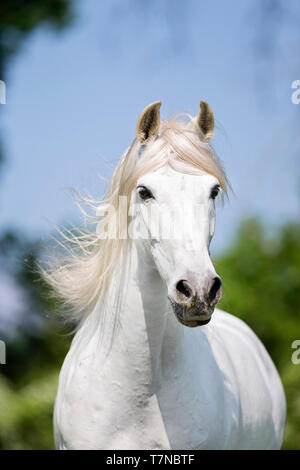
[210,184,220,200]
[137,186,154,201]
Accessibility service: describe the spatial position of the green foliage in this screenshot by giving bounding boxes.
[0,0,73,75]
[0,0,72,32]
[214,218,300,449]
[215,220,300,370]
[0,371,59,449]
[0,0,74,174]
[0,231,71,449]
[0,219,299,449]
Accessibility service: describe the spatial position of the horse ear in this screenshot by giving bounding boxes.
[136,101,161,143]
[196,100,214,140]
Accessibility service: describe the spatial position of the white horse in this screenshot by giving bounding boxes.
[49,101,286,450]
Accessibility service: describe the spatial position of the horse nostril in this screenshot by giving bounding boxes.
[176,280,193,300]
[209,277,222,303]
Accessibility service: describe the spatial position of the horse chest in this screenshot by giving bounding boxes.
[56,343,237,450]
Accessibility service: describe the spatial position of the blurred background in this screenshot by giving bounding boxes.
[0,0,299,449]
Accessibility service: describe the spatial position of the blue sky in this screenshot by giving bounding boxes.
[1,0,299,254]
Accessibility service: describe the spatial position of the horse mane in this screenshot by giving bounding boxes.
[42,113,230,325]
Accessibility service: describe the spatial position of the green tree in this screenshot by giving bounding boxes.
[0,231,71,449]
[214,218,300,449]
[0,0,73,168]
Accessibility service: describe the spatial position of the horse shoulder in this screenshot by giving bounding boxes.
[204,308,286,449]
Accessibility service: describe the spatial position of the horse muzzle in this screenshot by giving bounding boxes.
[168,274,222,328]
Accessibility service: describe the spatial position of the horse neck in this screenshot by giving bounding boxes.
[86,240,187,389]
[133,240,185,383]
